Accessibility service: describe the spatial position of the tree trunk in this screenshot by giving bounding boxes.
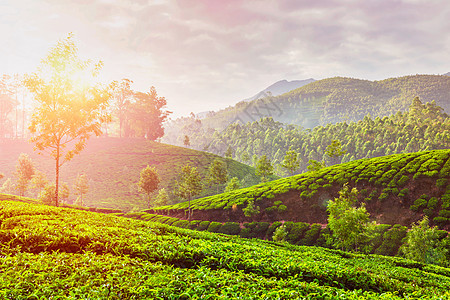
[55,144,60,207]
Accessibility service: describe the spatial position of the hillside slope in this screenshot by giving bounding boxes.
[162,74,450,148]
[0,138,262,211]
[0,200,449,299]
[154,150,450,230]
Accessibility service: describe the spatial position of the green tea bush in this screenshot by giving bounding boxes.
[374,224,407,256]
[300,224,322,246]
[206,221,222,233]
[188,220,201,230]
[219,222,241,235]
[278,205,287,213]
[266,222,282,240]
[197,221,211,231]
[286,222,310,244]
[172,220,190,228]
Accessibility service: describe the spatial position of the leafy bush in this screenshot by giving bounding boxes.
[266,222,282,240]
[277,205,287,213]
[219,222,241,235]
[206,222,222,233]
[197,221,211,231]
[172,220,190,228]
[286,222,310,244]
[374,224,407,256]
[272,225,287,242]
[300,224,322,246]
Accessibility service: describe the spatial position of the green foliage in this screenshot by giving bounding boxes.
[374,225,407,256]
[206,221,222,233]
[224,177,241,193]
[400,217,447,266]
[272,225,288,242]
[242,199,260,218]
[197,221,210,231]
[138,165,160,208]
[255,155,274,183]
[208,158,228,193]
[219,222,241,235]
[307,159,326,172]
[14,153,35,197]
[300,224,322,246]
[277,204,287,213]
[281,147,301,176]
[154,188,169,207]
[327,185,376,252]
[174,164,203,220]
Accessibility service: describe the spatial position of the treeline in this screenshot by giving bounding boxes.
[0,75,171,140]
[174,98,449,176]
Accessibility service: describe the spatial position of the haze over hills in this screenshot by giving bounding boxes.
[243,78,316,102]
[162,74,450,147]
[0,138,263,211]
[444,72,450,76]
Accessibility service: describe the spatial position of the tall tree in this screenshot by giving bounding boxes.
[24,34,111,206]
[208,158,228,193]
[127,87,171,140]
[399,216,447,265]
[281,146,301,176]
[14,153,35,196]
[183,135,190,147]
[224,177,241,193]
[174,164,202,221]
[325,140,346,165]
[154,188,169,207]
[255,155,274,183]
[30,171,49,198]
[138,165,160,208]
[74,173,89,206]
[327,184,375,252]
[111,78,133,138]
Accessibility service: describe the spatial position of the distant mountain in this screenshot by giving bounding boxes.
[162,74,450,147]
[244,78,316,102]
[444,72,450,76]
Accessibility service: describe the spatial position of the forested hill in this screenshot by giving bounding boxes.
[162,74,450,146]
[0,138,262,211]
[154,149,450,230]
[163,98,449,176]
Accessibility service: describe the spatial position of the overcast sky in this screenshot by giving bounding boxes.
[1,0,449,117]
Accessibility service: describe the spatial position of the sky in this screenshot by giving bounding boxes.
[1,0,449,117]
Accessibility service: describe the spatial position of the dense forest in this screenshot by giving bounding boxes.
[163,74,450,145]
[163,98,449,176]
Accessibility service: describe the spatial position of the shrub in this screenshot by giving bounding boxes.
[436,178,448,188]
[239,228,252,238]
[267,222,282,240]
[300,224,322,246]
[427,197,439,210]
[397,175,410,186]
[374,224,407,256]
[188,220,201,230]
[197,221,211,231]
[272,225,287,242]
[286,222,310,244]
[273,200,283,206]
[278,205,287,213]
[218,222,241,235]
[243,199,260,217]
[438,210,450,218]
[172,220,190,228]
[207,222,222,233]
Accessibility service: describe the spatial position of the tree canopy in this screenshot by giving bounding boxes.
[24,33,111,206]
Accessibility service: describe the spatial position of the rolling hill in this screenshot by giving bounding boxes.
[0,199,449,298]
[152,150,450,230]
[0,138,263,211]
[162,74,450,148]
[243,78,316,102]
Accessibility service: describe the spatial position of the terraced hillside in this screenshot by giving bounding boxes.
[0,199,449,299]
[0,138,263,211]
[153,150,450,230]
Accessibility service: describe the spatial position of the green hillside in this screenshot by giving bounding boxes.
[162,74,450,148]
[0,199,449,299]
[162,98,449,175]
[153,150,450,230]
[0,138,262,211]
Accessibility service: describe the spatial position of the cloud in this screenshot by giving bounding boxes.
[1,0,449,116]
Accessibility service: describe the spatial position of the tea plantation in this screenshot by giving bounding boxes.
[1,199,450,299]
[153,149,450,229]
